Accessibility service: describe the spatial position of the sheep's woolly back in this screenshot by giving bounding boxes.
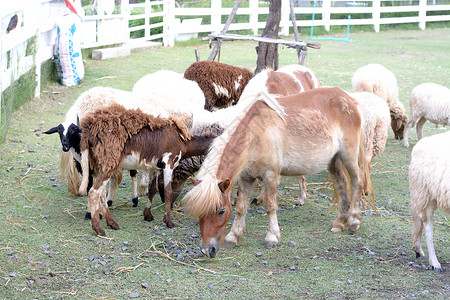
[132,70,206,115]
[184,60,253,110]
[75,87,170,120]
[352,63,406,119]
[409,82,450,122]
[409,131,450,214]
[80,103,191,175]
[350,92,390,160]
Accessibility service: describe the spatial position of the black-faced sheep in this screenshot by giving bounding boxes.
[409,130,450,272]
[352,63,409,140]
[183,60,254,111]
[403,82,450,148]
[79,103,216,235]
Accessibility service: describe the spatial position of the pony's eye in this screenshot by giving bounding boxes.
[218,208,226,216]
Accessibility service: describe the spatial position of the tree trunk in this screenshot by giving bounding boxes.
[255,0,281,74]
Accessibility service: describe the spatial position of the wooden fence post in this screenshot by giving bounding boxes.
[373,0,381,33]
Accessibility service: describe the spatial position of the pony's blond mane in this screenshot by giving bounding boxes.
[182,91,286,218]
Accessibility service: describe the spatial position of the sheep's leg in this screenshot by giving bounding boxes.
[139,170,149,196]
[106,173,118,207]
[101,182,120,231]
[143,178,157,222]
[89,181,109,236]
[423,205,442,271]
[224,178,257,248]
[162,181,175,228]
[162,165,176,228]
[263,172,281,248]
[130,170,139,207]
[295,176,307,206]
[252,181,264,205]
[416,117,427,140]
[412,212,425,258]
[403,117,416,148]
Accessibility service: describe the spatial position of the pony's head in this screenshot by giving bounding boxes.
[183,177,232,258]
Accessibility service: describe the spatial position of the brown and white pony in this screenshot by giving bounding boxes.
[183,87,369,258]
[238,64,321,205]
[79,104,215,236]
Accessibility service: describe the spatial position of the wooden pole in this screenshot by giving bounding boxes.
[289,0,306,65]
[207,0,244,61]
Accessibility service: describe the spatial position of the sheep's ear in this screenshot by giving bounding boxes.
[44,127,59,134]
[395,119,403,131]
[189,177,200,186]
[218,179,231,193]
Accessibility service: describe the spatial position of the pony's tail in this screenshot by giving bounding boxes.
[358,129,375,212]
[78,149,90,195]
[60,151,80,196]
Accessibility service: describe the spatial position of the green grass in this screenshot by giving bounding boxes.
[0,28,449,299]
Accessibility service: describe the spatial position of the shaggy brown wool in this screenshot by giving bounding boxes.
[80,103,191,176]
[184,60,253,111]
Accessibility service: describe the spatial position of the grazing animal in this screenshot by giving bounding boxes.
[45,87,179,218]
[350,92,390,194]
[403,83,450,148]
[132,70,206,114]
[352,63,408,139]
[184,60,253,111]
[239,64,321,206]
[154,123,225,204]
[79,104,215,236]
[409,130,450,272]
[183,87,369,258]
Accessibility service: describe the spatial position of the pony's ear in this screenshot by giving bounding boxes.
[189,177,200,186]
[44,127,58,134]
[218,179,231,193]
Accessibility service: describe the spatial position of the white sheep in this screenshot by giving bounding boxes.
[409,130,450,272]
[350,92,390,194]
[403,82,450,148]
[132,70,206,115]
[352,63,409,140]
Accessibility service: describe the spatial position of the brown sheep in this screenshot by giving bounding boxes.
[184,60,253,111]
[79,103,216,236]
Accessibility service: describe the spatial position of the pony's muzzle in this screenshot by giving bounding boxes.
[201,239,220,258]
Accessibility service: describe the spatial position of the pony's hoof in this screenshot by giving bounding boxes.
[348,224,360,234]
[251,198,258,205]
[132,197,139,207]
[84,212,92,220]
[107,200,113,207]
[222,241,237,249]
[264,241,277,248]
[415,252,422,258]
[295,199,305,206]
[331,226,343,233]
